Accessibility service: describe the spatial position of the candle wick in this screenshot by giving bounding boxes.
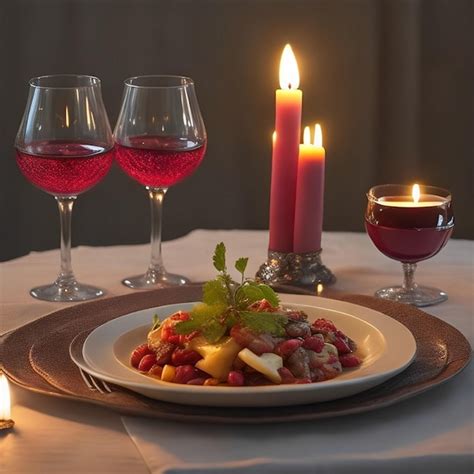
[288,83,292,90]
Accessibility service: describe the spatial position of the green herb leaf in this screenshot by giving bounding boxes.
[152,314,161,330]
[235,257,248,276]
[202,279,229,306]
[175,303,227,343]
[213,242,226,272]
[238,311,287,337]
[258,284,280,308]
[238,283,265,306]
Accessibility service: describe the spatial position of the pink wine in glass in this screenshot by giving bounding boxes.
[115,135,206,187]
[365,195,454,263]
[16,140,114,196]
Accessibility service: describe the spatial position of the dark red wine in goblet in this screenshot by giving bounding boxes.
[365,184,454,307]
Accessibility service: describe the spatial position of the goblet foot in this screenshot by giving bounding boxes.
[30,281,105,302]
[122,270,189,289]
[374,285,448,307]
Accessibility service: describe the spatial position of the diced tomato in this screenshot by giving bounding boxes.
[312,318,337,332]
[160,311,197,345]
[247,299,276,312]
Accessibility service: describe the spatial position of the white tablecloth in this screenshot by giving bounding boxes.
[1,231,473,473]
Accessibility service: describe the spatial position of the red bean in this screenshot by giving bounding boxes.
[154,342,176,365]
[339,354,362,367]
[186,377,207,385]
[333,337,351,354]
[174,365,200,384]
[148,365,163,378]
[302,335,325,353]
[276,339,303,357]
[227,370,245,386]
[171,348,202,366]
[278,367,296,384]
[130,343,153,368]
[138,354,157,372]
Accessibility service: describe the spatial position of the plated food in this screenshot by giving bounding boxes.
[130,243,361,387]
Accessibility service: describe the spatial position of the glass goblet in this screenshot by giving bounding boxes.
[15,74,114,301]
[114,75,206,289]
[365,184,454,307]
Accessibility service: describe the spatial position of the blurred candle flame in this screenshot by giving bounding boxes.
[412,184,420,203]
[303,126,311,145]
[314,124,323,147]
[65,105,70,128]
[316,283,324,296]
[0,373,11,420]
[279,44,300,90]
[272,131,277,144]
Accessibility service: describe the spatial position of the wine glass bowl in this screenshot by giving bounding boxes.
[15,74,114,302]
[365,184,454,307]
[114,75,206,289]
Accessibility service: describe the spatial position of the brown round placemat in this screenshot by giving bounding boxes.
[0,286,471,423]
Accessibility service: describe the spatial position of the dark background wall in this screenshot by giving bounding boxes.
[0,0,472,261]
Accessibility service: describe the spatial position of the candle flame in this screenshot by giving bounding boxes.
[303,126,311,145]
[316,283,324,295]
[314,124,323,147]
[0,373,11,420]
[65,105,70,128]
[279,44,300,90]
[412,184,420,203]
[272,131,277,144]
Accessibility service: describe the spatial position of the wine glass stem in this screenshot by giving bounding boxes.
[55,196,77,286]
[147,187,168,274]
[402,262,417,291]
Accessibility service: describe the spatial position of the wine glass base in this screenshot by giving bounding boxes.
[30,282,105,302]
[122,271,190,289]
[374,285,448,307]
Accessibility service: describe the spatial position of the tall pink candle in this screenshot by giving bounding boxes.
[269,44,302,252]
[294,124,325,253]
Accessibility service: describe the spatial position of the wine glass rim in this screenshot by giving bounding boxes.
[28,74,101,89]
[124,75,194,89]
[367,184,452,202]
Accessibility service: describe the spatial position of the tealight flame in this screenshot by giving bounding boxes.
[412,184,420,203]
[316,283,324,296]
[0,373,11,420]
[65,105,70,128]
[303,126,311,145]
[314,124,323,147]
[279,44,300,90]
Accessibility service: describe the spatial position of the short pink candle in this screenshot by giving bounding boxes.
[269,44,302,252]
[294,124,325,253]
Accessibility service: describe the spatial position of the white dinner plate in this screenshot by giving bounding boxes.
[78,295,416,407]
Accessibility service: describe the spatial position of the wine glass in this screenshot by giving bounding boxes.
[15,74,114,301]
[365,184,454,307]
[114,75,206,289]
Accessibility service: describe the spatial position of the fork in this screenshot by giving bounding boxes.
[78,368,112,394]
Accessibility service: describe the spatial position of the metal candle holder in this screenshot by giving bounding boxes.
[0,419,14,430]
[256,249,336,288]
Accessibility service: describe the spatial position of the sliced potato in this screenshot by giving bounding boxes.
[161,364,176,382]
[238,348,283,384]
[194,337,241,381]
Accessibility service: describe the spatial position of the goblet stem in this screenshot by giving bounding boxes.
[402,262,417,292]
[55,196,77,286]
[147,187,167,274]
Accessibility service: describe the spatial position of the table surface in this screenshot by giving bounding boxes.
[1,230,473,473]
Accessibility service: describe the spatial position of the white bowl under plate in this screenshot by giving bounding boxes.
[78,295,416,407]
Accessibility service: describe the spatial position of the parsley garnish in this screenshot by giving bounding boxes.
[174,243,285,342]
